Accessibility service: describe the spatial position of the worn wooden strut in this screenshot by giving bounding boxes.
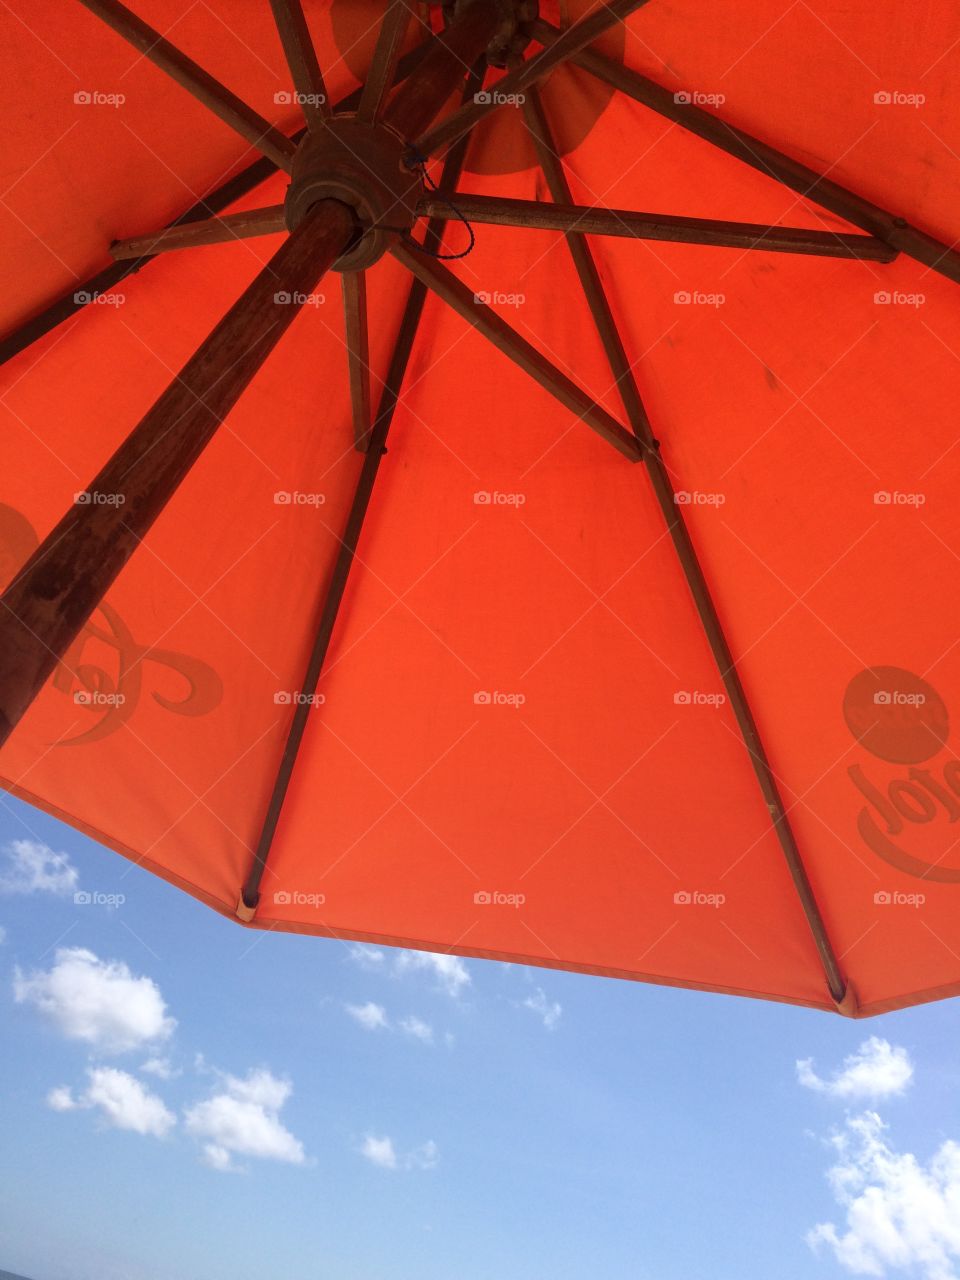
[414,193,897,260]
[515,76,852,1011]
[239,60,488,917]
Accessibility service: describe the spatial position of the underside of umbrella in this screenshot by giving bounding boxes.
[1,0,959,1017]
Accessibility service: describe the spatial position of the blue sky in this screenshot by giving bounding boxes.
[1,794,958,1280]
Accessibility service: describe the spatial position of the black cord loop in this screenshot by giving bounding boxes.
[402,149,476,260]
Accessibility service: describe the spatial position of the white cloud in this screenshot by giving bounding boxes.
[201,1144,236,1173]
[408,1139,439,1170]
[47,1068,175,1138]
[184,1068,305,1172]
[141,1056,179,1080]
[399,1015,434,1044]
[0,839,78,896]
[347,945,385,970]
[522,987,562,1030]
[798,1038,914,1101]
[808,1111,960,1280]
[361,1135,398,1169]
[345,1001,388,1031]
[360,1135,438,1171]
[395,950,470,997]
[13,948,175,1053]
[46,1085,77,1112]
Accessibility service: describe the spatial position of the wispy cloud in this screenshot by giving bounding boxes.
[360,1135,439,1171]
[395,950,470,998]
[48,1067,175,1138]
[140,1057,179,1080]
[347,944,385,970]
[399,1015,434,1044]
[0,839,78,896]
[798,1037,913,1101]
[521,987,562,1030]
[345,1001,388,1031]
[361,1134,397,1169]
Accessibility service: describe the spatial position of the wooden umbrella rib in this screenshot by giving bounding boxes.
[390,242,642,463]
[239,60,489,916]
[415,193,896,260]
[342,272,372,452]
[413,0,655,159]
[519,82,850,1009]
[111,206,288,260]
[357,0,414,125]
[77,0,297,171]
[532,17,960,286]
[268,0,330,129]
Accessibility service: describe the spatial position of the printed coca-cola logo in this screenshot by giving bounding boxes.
[843,665,960,883]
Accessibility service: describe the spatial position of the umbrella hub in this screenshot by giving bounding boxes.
[284,116,421,272]
[444,0,539,66]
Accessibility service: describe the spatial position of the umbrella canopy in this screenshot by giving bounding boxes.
[1,0,959,1018]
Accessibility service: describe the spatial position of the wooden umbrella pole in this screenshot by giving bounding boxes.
[0,199,355,749]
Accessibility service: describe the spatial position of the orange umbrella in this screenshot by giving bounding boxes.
[1,0,958,1018]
